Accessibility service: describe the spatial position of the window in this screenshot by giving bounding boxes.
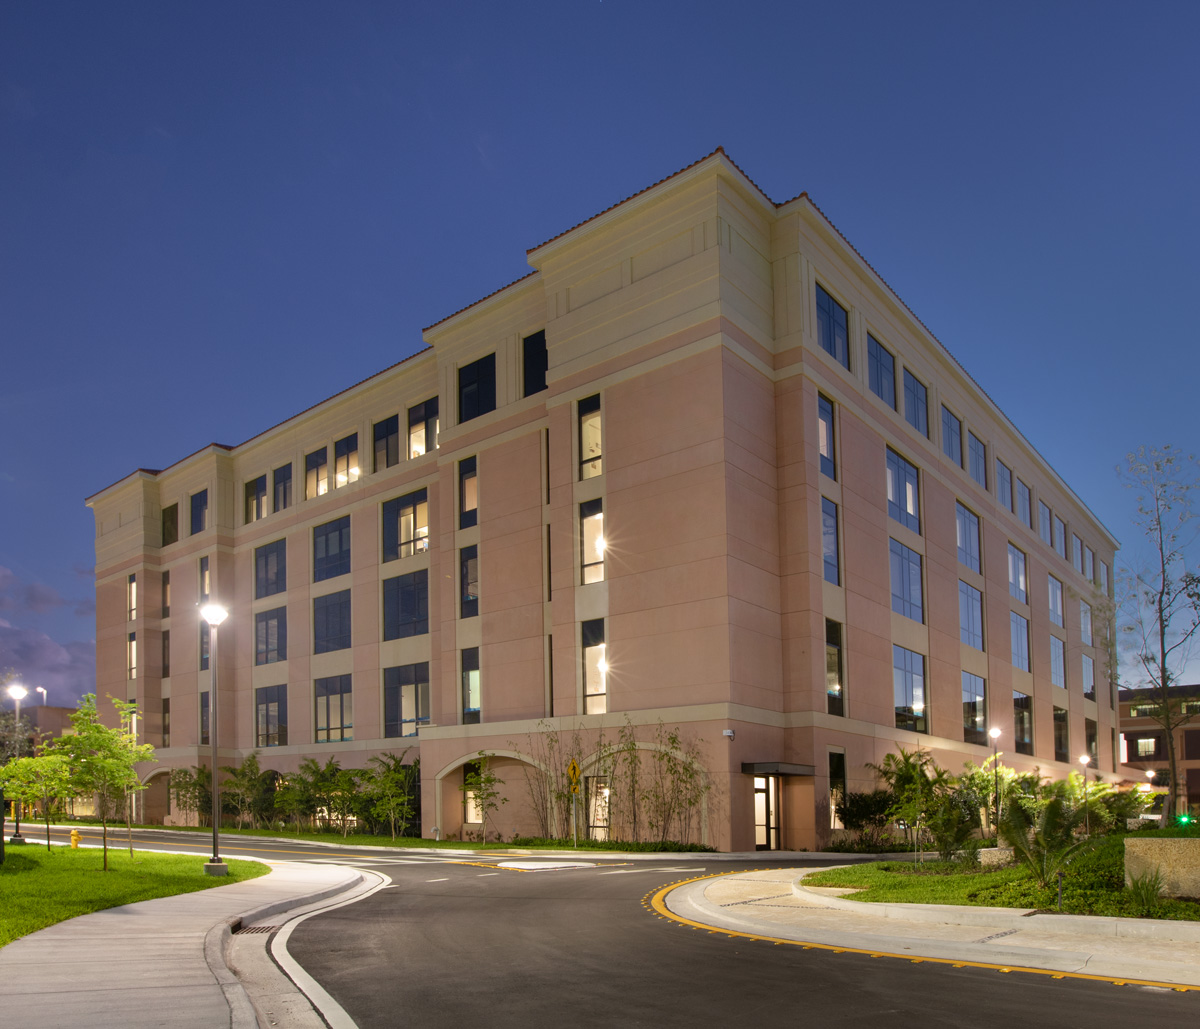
[1134,736,1160,759]
[962,672,986,745]
[460,546,479,618]
[886,449,920,533]
[162,571,170,617]
[273,463,292,513]
[1038,502,1052,546]
[1010,612,1030,671]
[1053,707,1069,763]
[383,489,429,561]
[941,407,962,467]
[956,503,981,572]
[161,630,170,678]
[1053,516,1066,558]
[384,663,430,737]
[255,539,286,598]
[199,556,210,602]
[1008,544,1027,603]
[581,499,605,584]
[199,621,209,671]
[821,498,840,586]
[459,456,478,529]
[162,698,170,748]
[462,648,480,724]
[374,415,399,472]
[305,447,328,499]
[815,284,849,368]
[968,432,987,488]
[890,539,923,622]
[1050,635,1066,687]
[408,397,439,458]
[583,619,607,715]
[996,461,1013,513]
[1048,575,1064,627]
[190,489,208,534]
[334,433,359,488]
[867,335,896,408]
[313,516,351,581]
[1013,691,1033,755]
[200,691,209,746]
[1082,654,1095,701]
[161,504,179,546]
[826,619,844,717]
[903,370,928,436]
[817,394,836,479]
[313,590,351,653]
[458,353,496,423]
[579,394,602,479]
[959,581,984,649]
[893,645,927,734]
[315,675,352,743]
[1099,561,1109,595]
[127,573,137,620]
[127,631,137,679]
[829,752,847,830]
[1086,718,1098,763]
[255,607,287,665]
[1072,534,1083,573]
[463,761,482,823]
[1080,600,1093,646]
[1016,479,1031,527]
[1084,546,1094,583]
[383,569,429,640]
[523,329,548,397]
[245,475,267,524]
[255,684,287,747]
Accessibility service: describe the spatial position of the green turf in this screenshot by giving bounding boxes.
[0,844,269,947]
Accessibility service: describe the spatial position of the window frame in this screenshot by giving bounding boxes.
[892,645,927,734]
[581,499,605,584]
[582,618,607,715]
[903,369,928,437]
[889,538,924,622]
[254,607,287,665]
[373,414,400,472]
[313,516,351,582]
[821,497,840,586]
[383,569,429,641]
[941,406,962,467]
[867,335,896,408]
[886,449,921,533]
[815,283,849,368]
[408,397,439,458]
[959,580,984,650]
[578,394,602,480]
[384,662,431,738]
[313,589,352,653]
[314,674,353,743]
[817,394,836,479]
[255,684,287,747]
[458,353,497,424]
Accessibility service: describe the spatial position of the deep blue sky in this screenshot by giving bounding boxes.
[2,2,1197,706]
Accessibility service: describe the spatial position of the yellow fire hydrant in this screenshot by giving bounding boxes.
[70,829,82,849]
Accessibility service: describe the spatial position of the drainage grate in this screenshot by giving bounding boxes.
[234,925,281,935]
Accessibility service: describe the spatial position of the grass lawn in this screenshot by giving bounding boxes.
[0,844,269,947]
[803,827,1200,921]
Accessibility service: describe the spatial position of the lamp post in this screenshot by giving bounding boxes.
[7,684,28,842]
[35,686,47,706]
[988,727,1002,834]
[1079,754,1091,835]
[201,603,228,876]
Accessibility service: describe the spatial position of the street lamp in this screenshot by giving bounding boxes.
[7,684,28,842]
[1079,754,1091,835]
[201,603,228,876]
[35,686,47,706]
[988,727,1002,834]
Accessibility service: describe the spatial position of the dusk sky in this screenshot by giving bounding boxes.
[2,2,1197,707]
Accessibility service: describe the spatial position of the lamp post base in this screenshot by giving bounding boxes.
[8,833,24,844]
[204,859,228,876]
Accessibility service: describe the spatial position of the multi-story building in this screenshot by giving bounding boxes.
[87,149,1122,851]
[1120,684,1200,815]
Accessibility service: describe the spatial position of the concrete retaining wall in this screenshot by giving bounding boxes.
[1124,838,1200,898]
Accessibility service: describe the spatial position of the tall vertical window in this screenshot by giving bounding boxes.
[127,632,137,679]
[1082,654,1095,701]
[462,648,480,724]
[1050,635,1066,687]
[1017,479,1032,527]
[581,499,605,584]
[127,574,137,620]
[1072,534,1084,573]
[305,448,328,498]
[1010,612,1030,671]
[256,685,287,747]
[821,498,840,586]
[815,284,849,368]
[459,456,478,528]
[383,489,429,561]
[199,622,210,671]
[1008,544,1027,603]
[996,461,1013,513]
[200,691,210,746]
[383,570,429,640]
[956,503,981,572]
[161,503,179,546]
[162,570,170,617]
[825,619,844,717]
[886,449,921,533]
[384,663,430,738]
[255,608,287,665]
[867,336,896,408]
[968,432,987,488]
[941,407,962,467]
[959,581,984,650]
[1053,516,1066,558]
[313,516,351,581]
[1086,718,1098,763]
[255,539,287,598]
[1084,546,1095,583]
[273,463,293,513]
[190,490,208,534]
[578,394,602,479]
[817,394,836,479]
[1053,707,1069,763]
[460,545,479,618]
[893,645,927,734]
[582,619,607,715]
[1048,575,1064,627]
[1099,561,1109,595]
[162,697,170,747]
[903,370,928,437]
[458,353,496,423]
[1038,502,1052,545]
[313,590,351,652]
[889,539,923,622]
[1013,691,1033,755]
[334,433,360,488]
[161,629,170,678]
[962,672,986,745]
[315,675,353,743]
[245,475,267,524]
[199,556,210,601]
[1080,600,1093,646]
[523,329,548,397]
[374,415,400,472]
[408,397,439,458]
[829,752,847,830]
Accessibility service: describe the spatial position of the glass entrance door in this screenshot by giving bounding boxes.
[753,775,779,850]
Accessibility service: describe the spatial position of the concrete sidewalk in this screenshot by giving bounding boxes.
[666,867,1200,988]
[0,861,363,1028]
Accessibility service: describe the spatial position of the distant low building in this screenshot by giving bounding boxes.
[1119,684,1200,814]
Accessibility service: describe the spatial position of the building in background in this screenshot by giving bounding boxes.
[1119,684,1200,815]
[86,149,1122,850]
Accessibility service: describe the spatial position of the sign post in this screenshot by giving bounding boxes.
[567,759,580,848]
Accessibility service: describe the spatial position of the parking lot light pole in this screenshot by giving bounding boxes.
[7,684,28,842]
[201,603,228,875]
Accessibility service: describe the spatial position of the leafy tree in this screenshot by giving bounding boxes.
[0,754,73,852]
[835,789,894,849]
[1118,445,1200,823]
[169,767,203,825]
[460,752,507,842]
[998,795,1099,887]
[368,751,418,840]
[221,751,265,829]
[641,723,709,846]
[328,767,366,837]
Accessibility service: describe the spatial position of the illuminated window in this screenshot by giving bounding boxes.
[383,489,429,561]
[305,447,328,498]
[127,632,137,679]
[199,555,210,602]
[245,475,267,523]
[374,415,399,472]
[582,619,607,715]
[825,619,844,717]
[581,499,605,584]
[459,456,478,529]
[334,433,359,488]
[384,663,430,738]
[818,395,836,479]
[162,571,170,617]
[408,397,439,458]
[579,394,602,479]
[127,574,137,620]
[315,675,352,743]
[893,645,926,733]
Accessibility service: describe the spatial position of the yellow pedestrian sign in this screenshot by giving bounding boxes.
[568,759,581,795]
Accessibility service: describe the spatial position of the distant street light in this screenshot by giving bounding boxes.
[201,603,228,876]
[35,686,47,706]
[7,683,28,842]
[988,727,1002,833]
[1079,754,1091,835]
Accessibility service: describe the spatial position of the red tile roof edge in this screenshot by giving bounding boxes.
[421,269,539,334]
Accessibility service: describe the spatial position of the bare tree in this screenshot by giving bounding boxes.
[1118,445,1200,823]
